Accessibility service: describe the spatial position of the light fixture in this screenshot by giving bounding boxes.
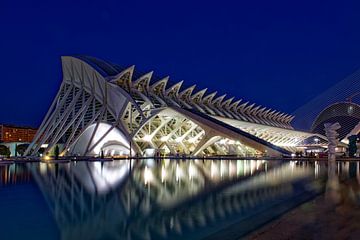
[161,136,169,142]
[143,135,152,142]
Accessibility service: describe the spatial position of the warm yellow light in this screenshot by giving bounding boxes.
[188,137,197,143]
[160,136,169,142]
[143,135,152,142]
[43,155,51,161]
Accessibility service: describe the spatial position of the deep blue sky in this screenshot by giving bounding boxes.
[2,0,360,127]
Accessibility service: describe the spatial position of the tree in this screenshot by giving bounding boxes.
[38,147,45,156]
[0,145,11,157]
[348,135,358,157]
[54,145,59,160]
[16,144,29,156]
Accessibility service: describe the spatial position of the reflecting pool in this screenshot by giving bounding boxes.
[1,159,357,240]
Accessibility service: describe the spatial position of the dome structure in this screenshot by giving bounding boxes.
[311,102,360,141]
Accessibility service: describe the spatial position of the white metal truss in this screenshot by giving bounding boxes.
[26,56,327,157]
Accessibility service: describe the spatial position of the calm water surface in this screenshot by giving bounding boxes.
[1,159,357,240]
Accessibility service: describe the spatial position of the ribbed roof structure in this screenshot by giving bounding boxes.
[25,56,326,157]
[76,55,294,129]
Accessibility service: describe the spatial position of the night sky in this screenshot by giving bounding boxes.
[1,0,360,127]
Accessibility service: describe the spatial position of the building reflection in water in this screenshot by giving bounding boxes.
[4,159,360,239]
[0,164,32,185]
[13,159,326,240]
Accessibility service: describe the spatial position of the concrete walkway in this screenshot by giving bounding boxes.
[246,178,360,240]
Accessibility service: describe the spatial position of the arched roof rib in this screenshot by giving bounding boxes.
[72,55,294,129]
[74,55,120,77]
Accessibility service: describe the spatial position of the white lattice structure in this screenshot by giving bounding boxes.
[25,56,326,157]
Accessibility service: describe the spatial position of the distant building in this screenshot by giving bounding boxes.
[0,124,37,156]
[0,124,37,143]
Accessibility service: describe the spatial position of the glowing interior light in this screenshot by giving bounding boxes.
[219,139,226,145]
[228,140,235,144]
[143,135,152,142]
[144,166,153,185]
[188,137,197,143]
[175,137,182,143]
[43,155,51,161]
[160,136,169,142]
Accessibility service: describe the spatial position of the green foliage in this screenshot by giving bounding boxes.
[348,135,358,157]
[16,144,29,156]
[38,148,45,155]
[54,145,59,160]
[0,145,11,157]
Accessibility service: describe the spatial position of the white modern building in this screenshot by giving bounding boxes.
[25,56,327,157]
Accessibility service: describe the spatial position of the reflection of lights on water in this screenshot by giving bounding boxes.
[161,165,166,183]
[290,161,295,173]
[229,161,234,177]
[244,160,248,176]
[94,162,103,174]
[265,162,268,172]
[256,160,261,170]
[237,160,242,176]
[188,162,196,180]
[40,162,47,174]
[220,161,224,178]
[176,163,181,182]
[250,160,255,175]
[314,161,320,179]
[144,166,153,185]
[211,161,215,179]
